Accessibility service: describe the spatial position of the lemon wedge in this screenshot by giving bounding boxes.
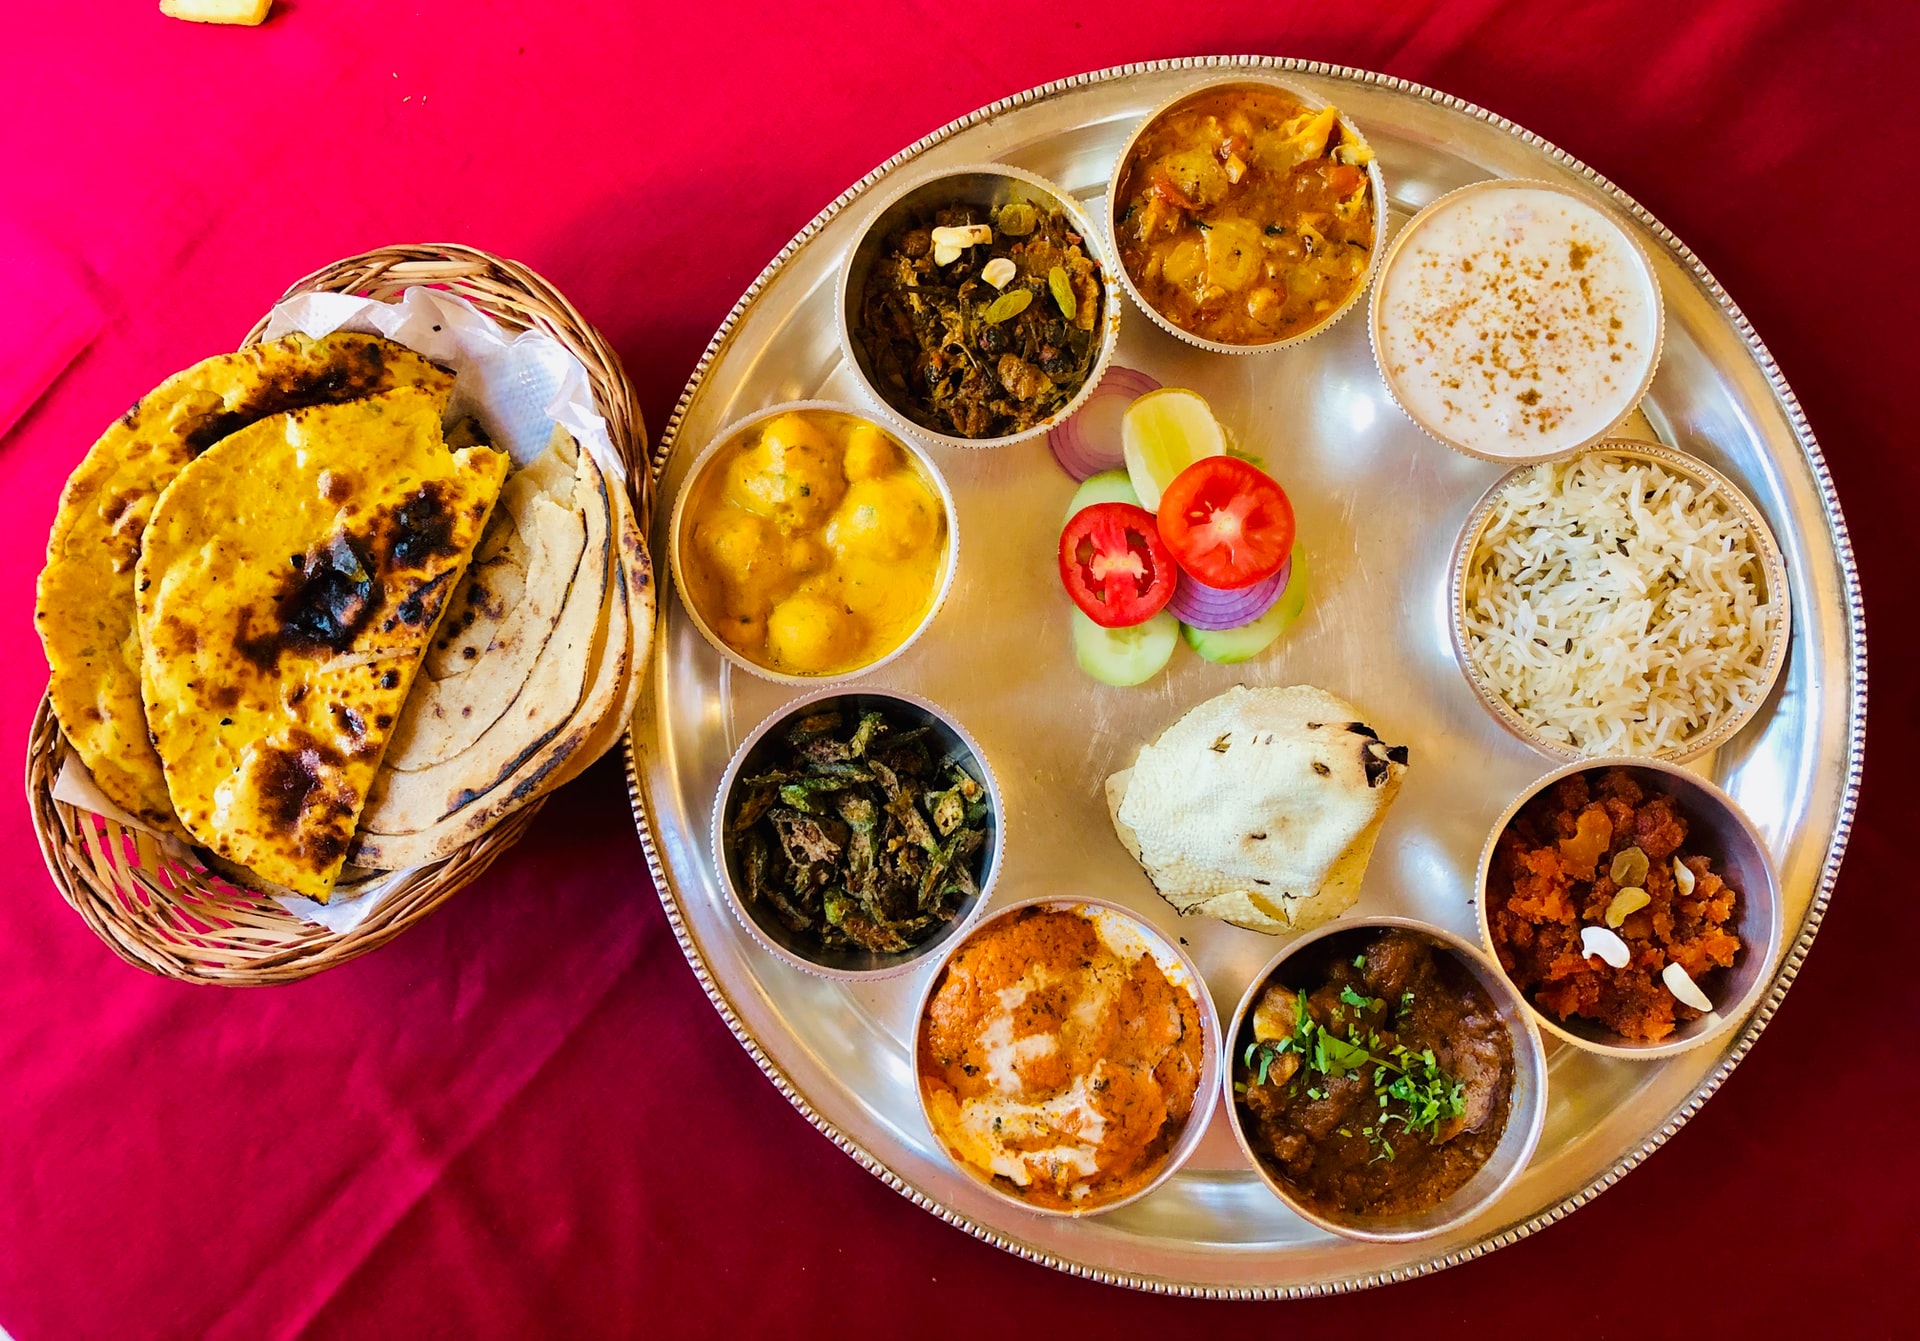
[1121,388,1226,511]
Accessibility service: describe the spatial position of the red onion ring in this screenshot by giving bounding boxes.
[1167,558,1291,631]
[1048,365,1162,480]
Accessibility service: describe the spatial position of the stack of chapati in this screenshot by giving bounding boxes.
[352,422,652,870]
[1107,685,1409,934]
[35,331,653,901]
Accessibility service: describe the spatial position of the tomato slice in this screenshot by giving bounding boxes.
[1058,502,1178,628]
[1155,457,1295,590]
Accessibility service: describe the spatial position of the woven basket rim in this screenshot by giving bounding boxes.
[25,242,648,985]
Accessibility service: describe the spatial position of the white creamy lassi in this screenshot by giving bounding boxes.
[1371,182,1662,460]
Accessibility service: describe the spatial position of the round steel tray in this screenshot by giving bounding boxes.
[624,57,1866,1295]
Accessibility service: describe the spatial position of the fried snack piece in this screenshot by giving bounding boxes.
[160,0,273,25]
[36,333,452,834]
[134,385,505,898]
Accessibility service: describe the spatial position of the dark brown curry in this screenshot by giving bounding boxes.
[1235,929,1513,1220]
[855,199,1104,439]
[1114,85,1376,345]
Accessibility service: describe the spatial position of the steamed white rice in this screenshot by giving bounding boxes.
[1462,454,1781,755]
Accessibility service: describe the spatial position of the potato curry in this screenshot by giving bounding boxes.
[681,411,947,676]
[1114,86,1377,345]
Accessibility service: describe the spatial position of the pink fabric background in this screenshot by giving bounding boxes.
[2,3,1912,1336]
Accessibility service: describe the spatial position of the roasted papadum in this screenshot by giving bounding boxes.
[1108,685,1408,934]
[36,333,452,834]
[135,385,507,898]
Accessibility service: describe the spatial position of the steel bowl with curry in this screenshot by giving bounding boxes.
[1112,80,1385,351]
[670,403,956,682]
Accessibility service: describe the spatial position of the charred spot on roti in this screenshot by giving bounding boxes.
[379,669,399,690]
[1313,761,1331,776]
[254,729,353,847]
[179,343,400,456]
[386,482,462,568]
[394,569,456,627]
[332,703,368,742]
[250,533,380,665]
[161,613,200,653]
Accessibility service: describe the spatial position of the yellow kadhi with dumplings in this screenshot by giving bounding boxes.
[678,410,947,677]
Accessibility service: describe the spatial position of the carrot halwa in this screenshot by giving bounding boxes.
[1488,769,1742,1042]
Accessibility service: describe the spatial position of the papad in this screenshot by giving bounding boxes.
[1109,684,1409,935]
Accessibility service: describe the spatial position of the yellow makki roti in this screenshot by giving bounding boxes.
[134,385,508,899]
[35,333,452,836]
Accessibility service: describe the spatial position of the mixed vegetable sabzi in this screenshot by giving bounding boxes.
[857,199,1104,439]
[727,707,992,954]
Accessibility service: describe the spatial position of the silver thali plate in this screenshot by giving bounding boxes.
[624,57,1865,1295]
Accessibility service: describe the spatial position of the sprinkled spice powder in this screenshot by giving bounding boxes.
[1374,184,1660,458]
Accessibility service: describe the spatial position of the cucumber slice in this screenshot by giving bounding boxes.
[1183,545,1310,664]
[1072,608,1179,686]
[1063,468,1142,524]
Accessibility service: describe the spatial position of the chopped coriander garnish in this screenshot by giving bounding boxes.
[1352,954,1366,968]
[1237,965,1468,1165]
[1339,986,1381,1011]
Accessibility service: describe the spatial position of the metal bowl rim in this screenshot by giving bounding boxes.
[1367,176,1668,464]
[1105,72,1390,356]
[665,398,960,687]
[1220,914,1549,1243]
[707,685,1006,981]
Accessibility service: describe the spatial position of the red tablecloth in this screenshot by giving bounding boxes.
[2,4,1911,1337]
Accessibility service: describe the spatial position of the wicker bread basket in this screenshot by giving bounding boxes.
[24,243,647,985]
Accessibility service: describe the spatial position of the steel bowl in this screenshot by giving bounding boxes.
[1449,439,1791,763]
[912,896,1220,1218]
[1222,916,1548,1243]
[836,163,1123,450]
[710,688,1002,981]
[1368,177,1666,464]
[667,400,959,687]
[1106,74,1389,356]
[1475,757,1785,1060]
